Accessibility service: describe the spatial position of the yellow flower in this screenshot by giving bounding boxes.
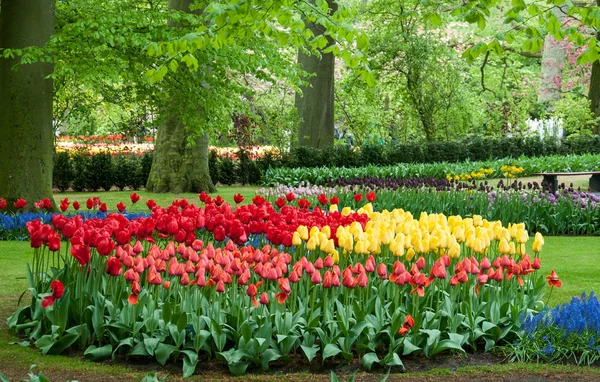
[297,225,309,241]
[321,226,331,239]
[532,238,543,253]
[405,247,416,261]
[331,250,339,264]
[498,238,510,255]
[448,242,460,258]
[320,238,335,254]
[292,232,302,246]
[306,236,317,251]
[516,229,529,244]
[329,204,338,213]
[508,241,516,255]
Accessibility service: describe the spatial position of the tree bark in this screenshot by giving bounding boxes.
[295,0,337,149]
[145,0,216,193]
[0,0,55,212]
[588,0,600,134]
[537,6,566,106]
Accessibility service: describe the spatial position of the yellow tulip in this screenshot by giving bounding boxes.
[508,241,516,255]
[320,226,331,239]
[448,242,460,258]
[535,232,544,245]
[320,238,334,253]
[309,226,320,240]
[516,229,529,244]
[306,236,317,251]
[297,225,309,241]
[532,239,543,253]
[405,247,416,261]
[292,232,302,246]
[331,250,339,264]
[329,204,338,213]
[341,206,353,216]
[498,238,510,255]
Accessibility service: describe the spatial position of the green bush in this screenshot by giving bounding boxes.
[71,150,90,192]
[219,157,238,185]
[113,155,135,191]
[53,151,74,192]
[87,152,114,191]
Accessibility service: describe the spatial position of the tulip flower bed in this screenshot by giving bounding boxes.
[258,183,600,235]
[7,193,554,376]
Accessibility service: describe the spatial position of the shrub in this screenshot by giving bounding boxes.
[219,157,237,185]
[87,152,114,191]
[53,151,74,192]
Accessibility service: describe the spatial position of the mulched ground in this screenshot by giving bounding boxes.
[2,350,599,382]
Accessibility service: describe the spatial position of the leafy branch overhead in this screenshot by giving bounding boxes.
[146,0,375,86]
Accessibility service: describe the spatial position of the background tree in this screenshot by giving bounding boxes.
[295,0,338,148]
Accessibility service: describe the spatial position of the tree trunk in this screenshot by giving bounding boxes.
[145,0,216,193]
[295,0,337,149]
[538,6,566,106]
[0,0,55,212]
[589,0,600,134]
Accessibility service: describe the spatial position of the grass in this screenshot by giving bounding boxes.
[0,236,598,380]
[51,186,260,213]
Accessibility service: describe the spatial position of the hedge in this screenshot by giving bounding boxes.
[52,135,600,190]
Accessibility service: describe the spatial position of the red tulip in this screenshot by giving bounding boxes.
[128,294,139,305]
[366,191,377,202]
[398,314,414,336]
[330,196,340,205]
[278,278,291,294]
[106,257,123,276]
[317,194,328,205]
[415,256,426,270]
[259,291,269,305]
[357,272,368,287]
[71,244,90,266]
[72,201,81,210]
[14,198,28,209]
[275,292,289,304]
[117,202,126,213]
[450,270,468,286]
[130,192,140,204]
[532,257,541,269]
[59,198,69,212]
[233,194,244,204]
[146,199,157,210]
[47,232,61,252]
[275,197,286,208]
[216,280,225,293]
[0,198,6,209]
[546,270,562,288]
[86,198,94,210]
[42,280,65,308]
[285,192,295,202]
[311,270,322,284]
[353,193,363,202]
[297,199,310,209]
[214,195,224,206]
[99,203,107,213]
[163,280,171,289]
[376,263,388,280]
[252,195,266,205]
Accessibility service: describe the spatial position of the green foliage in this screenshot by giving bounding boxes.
[88,153,114,191]
[218,157,238,186]
[552,96,600,140]
[52,152,74,193]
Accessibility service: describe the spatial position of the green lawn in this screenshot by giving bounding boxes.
[0,236,599,380]
[51,186,260,213]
